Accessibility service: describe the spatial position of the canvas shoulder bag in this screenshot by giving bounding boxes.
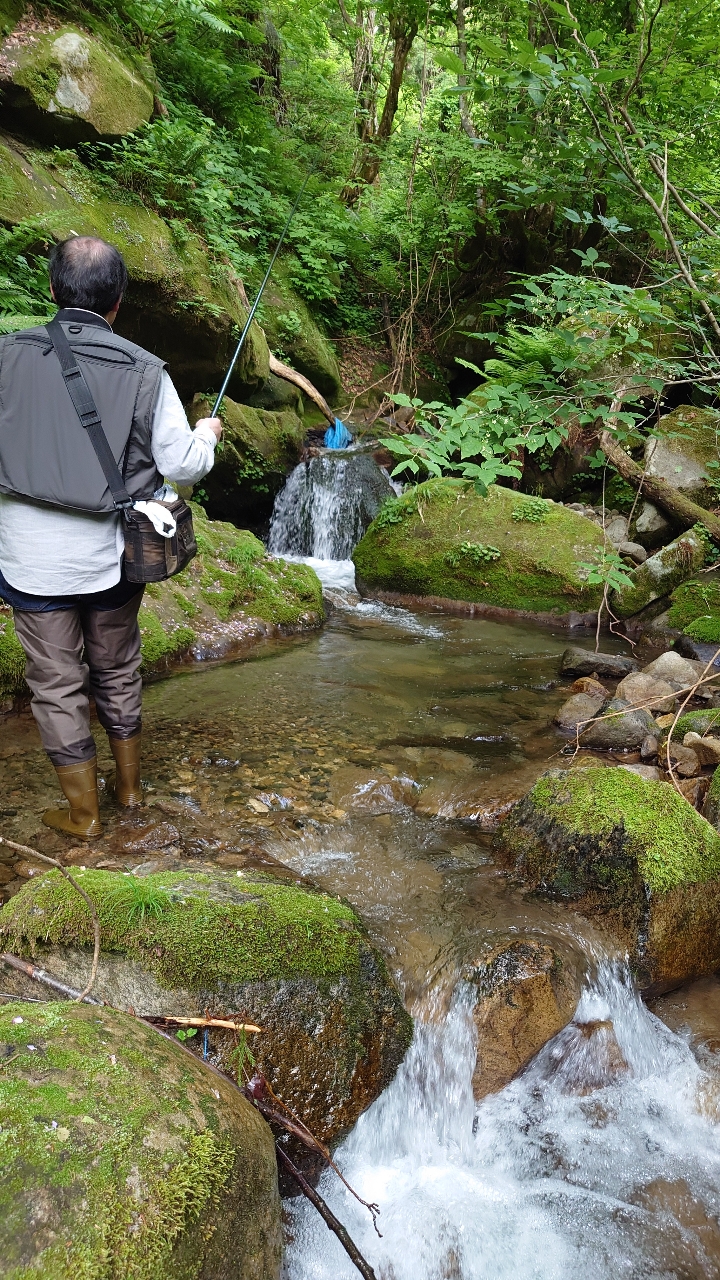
[46,315,197,584]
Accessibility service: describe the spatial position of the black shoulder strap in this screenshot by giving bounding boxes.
[46,315,133,511]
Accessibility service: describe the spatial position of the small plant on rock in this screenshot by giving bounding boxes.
[107,876,172,927]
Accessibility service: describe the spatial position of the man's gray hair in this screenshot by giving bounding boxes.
[49,236,129,315]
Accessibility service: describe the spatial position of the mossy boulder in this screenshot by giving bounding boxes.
[189,395,306,526]
[0,1000,281,1280]
[0,135,268,399]
[258,263,342,403]
[0,17,154,143]
[137,504,323,673]
[668,574,720,644]
[353,481,605,617]
[611,528,708,619]
[496,766,720,993]
[0,608,26,703]
[645,407,720,509]
[0,868,413,1155]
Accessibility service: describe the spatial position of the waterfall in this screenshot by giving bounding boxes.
[284,963,720,1279]
[268,450,396,562]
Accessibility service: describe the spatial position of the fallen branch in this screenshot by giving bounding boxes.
[276,1145,378,1280]
[151,1015,263,1033]
[0,951,104,1004]
[268,354,335,425]
[599,429,720,545]
[0,838,101,1000]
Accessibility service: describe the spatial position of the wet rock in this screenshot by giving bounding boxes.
[619,763,662,781]
[676,776,708,809]
[644,406,720,509]
[661,741,701,777]
[0,1000,282,1280]
[0,869,412,1157]
[496,765,720,991]
[0,19,153,143]
[353,482,605,617]
[703,766,720,828]
[676,630,720,665]
[632,500,673,551]
[617,541,648,564]
[684,732,720,766]
[615,671,676,712]
[464,939,580,1099]
[528,1018,629,1094]
[570,676,608,697]
[579,698,656,750]
[605,515,629,546]
[612,530,708,619]
[560,646,638,679]
[554,690,606,732]
[327,766,419,814]
[640,734,659,760]
[630,1178,720,1261]
[643,650,702,685]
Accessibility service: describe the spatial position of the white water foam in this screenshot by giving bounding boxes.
[283,964,720,1279]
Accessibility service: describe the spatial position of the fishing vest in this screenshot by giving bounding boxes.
[0,309,165,513]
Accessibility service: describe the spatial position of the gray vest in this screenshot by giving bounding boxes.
[0,309,165,513]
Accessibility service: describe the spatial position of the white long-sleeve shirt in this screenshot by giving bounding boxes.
[0,369,216,595]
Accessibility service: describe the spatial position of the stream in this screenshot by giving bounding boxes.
[4,452,720,1275]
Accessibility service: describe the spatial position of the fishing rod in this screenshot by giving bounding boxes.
[211,173,311,417]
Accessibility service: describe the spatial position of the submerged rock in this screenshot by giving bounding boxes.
[353,482,605,617]
[465,938,580,1099]
[612,530,708,619]
[528,1017,629,1094]
[0,869,413,1157]
[496,766,720,992]
[327,766,419,814]
[0,1000,282,1280]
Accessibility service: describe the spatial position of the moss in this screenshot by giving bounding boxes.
[0,868,366,989]
[648,406,720,508]
[658,708,720,741]
[528,766,720,893]
[0,611,27,698]
[668,577,720,641]
[353,480,605,614]
[0,1001,278,1279]
[189,394,305,521]
[139,609,195,669]
[257,260,342,402]
[612,530,708,619]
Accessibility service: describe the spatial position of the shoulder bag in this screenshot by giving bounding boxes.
[46,316,197,584]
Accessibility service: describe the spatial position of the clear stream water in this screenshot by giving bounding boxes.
[3,454,720,1275]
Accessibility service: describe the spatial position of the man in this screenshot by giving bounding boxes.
[0,235,222,838]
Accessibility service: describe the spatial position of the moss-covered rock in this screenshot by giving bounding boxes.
[667,574,720,643]
[353,481,605,616]
[137,504,322,673]
[0,608,26,702]
[258,263,342,403]
[0,999,281,1280]
[0,134,268,399]
[611,527,708,619]
[0,16,154,143]
[189,395,306,526]
[0,868,413,1156]
[645,406,720,510]
[496,766,720,992]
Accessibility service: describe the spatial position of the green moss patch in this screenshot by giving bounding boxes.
[0,610,26,699]
[0,868,365,990]
[527,766,720,893]
[658,708,720,742]
[353,480,604,614]
[0,1000,279,1279]
[668,577,720,642]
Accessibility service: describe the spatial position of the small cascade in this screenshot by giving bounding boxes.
[268,449,396,562]
[284,962,720,1279]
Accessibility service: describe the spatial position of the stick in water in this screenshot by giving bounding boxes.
[276,1145,378,1280]
[0,837,101,1000]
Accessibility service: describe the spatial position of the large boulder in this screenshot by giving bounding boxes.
[0,134,269,399]
[496,766,720,993]
[0,608,25,705]
[644,406,720,510]
[0,15,154,143]
[611,528,708,619]
[465,938,580,1098]
[0,868,413,1155]
[258,263,342,403]
[188,395,306,526]
[353,481,605,618]
[668,573,720,646]
[0,999,282,1280]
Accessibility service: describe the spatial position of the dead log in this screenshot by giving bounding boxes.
[276,1146,379,1280]
[267,354,335,425]
[599,429,720,545]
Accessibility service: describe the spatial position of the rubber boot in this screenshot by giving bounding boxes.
[109,733,143,807]
[42,759,103,838]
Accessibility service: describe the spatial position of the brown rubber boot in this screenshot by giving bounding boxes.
[109,733,143,807]
[42,759,103,838]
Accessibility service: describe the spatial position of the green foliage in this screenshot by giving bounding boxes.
[576,547,635,594]
[512,498,549,523]
[445,541,501,567]
[0,221,53,333]
[373,495,417,528]
[107,877,172,926]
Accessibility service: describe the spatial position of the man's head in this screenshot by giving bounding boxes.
[48,236,128,320]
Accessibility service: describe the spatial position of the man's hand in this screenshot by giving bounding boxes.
[197,416,223,441]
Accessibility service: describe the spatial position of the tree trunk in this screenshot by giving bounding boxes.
[456,0,477,141]
[343,8,419,199]
[600,429,720,545]
[268,354,335,424]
